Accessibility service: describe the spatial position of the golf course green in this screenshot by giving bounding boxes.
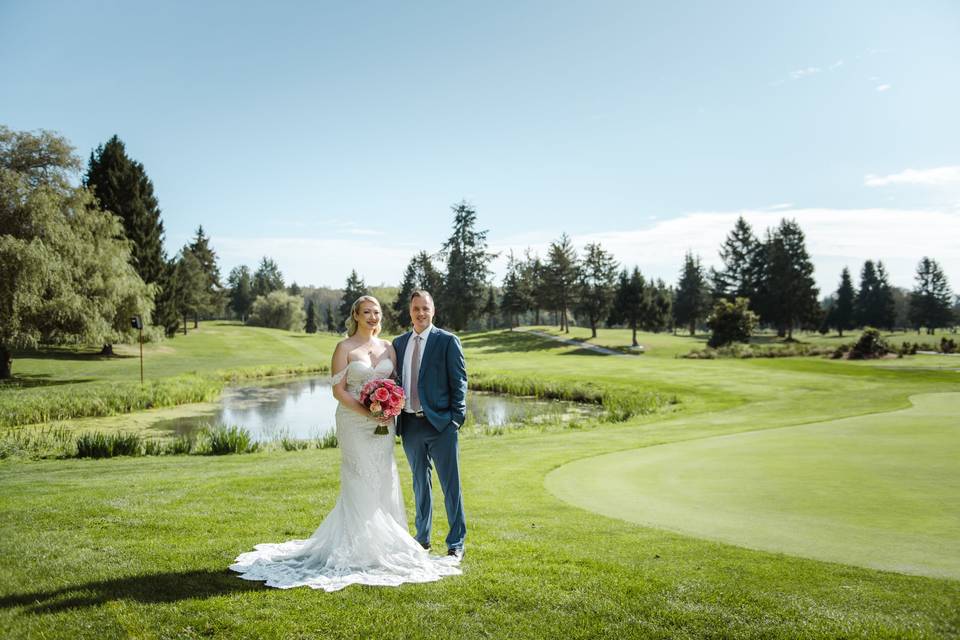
[546,392,960,579]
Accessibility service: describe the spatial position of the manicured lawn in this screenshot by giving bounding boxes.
[1,325,958,638]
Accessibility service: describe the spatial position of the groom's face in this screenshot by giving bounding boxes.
[410,295,434,334]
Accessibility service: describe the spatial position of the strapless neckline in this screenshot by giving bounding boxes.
[346,359,393,372]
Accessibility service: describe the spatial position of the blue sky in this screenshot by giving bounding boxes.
[2,1,959,293]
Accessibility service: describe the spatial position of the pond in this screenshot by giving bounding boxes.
[153,376,601,442]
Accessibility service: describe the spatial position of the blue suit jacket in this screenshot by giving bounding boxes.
[393,326,467,432]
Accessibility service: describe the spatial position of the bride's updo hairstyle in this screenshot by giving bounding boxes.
[346,295,382,337]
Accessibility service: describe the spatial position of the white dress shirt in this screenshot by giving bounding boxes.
[402,324,433,412]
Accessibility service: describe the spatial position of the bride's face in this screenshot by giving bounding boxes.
[355,301,382,333]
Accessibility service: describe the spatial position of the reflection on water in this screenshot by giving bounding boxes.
[154,376,599,442]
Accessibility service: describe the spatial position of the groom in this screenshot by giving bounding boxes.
[393,290,467,560]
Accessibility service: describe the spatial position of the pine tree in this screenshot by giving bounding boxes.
[339,270,369,332]
[186,225,223,327]
[646,279,673,333]
[609,267,648,347]
[438,201,495,331]
[172,250,206,335]
[875,262,897,330]
[305,299,318,333]
[500,251,533,330]
[834,267,856,337]
[758,219,819,339]
[576,242,619,338]
[714,216,762,303]
[909,257,954,334]
[482,287,498,329]
[545,234,579,333]
[393,251,444,329]
[525,251,550,325]
[673,252,710,336]
[324,304,336,332]
[227,265,254,322]
[252,257,284,298]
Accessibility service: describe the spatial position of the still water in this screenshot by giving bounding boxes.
[154,376,600,442]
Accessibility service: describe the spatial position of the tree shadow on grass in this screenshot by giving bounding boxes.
[0,569,265,615]
[558,348,613,357]
[13,347,137,362]
[459,331,561,354]
[0,374,95,389]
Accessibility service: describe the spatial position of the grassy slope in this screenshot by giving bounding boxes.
[1,326,959,639]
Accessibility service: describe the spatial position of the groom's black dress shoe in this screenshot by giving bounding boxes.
[447,547,464,561]
[419,541,431,551]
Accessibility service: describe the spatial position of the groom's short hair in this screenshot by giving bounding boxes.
[410,289,434,305]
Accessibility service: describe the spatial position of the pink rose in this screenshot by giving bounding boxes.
[374,387,390,402]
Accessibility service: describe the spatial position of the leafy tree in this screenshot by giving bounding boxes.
[758,219,819,339]
[185,225,223,326]
[609,267,648,347]
[713,216,762,303]
[305,299,318,333]
[85,135,167,287]
[393,251,444,329]
[438,201,495,331]
[249,291,308,331]
[576,242,619,338]
[338,269,369,332]
[0,127,153,377]
[545,234,579,333]
[673,252,710,336]
[252,257,284,298]
[500,251,533,330]
[909,257,954,334]
[707,297,759,348]
[833,267,856,337]
[227,265,254,322]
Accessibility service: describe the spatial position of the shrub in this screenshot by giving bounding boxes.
[706,297,758,348]
[202,424,257,455]
[847,328,892,360]
[249,291,307,331]
[75,431,142,458]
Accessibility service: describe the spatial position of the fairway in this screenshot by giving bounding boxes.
[546,392,960,579]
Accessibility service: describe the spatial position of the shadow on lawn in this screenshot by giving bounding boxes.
[0,569,264,614]
[12,347,137,362]
[0,374,94,389]
[459,331,560,354]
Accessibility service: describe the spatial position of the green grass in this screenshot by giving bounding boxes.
[1,324,958,638]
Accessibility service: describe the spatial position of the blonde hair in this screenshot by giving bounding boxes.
[346,295,382,336]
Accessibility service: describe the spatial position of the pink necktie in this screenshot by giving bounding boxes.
[409,336,422,412]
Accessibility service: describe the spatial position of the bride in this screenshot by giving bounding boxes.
[230,295,461,591]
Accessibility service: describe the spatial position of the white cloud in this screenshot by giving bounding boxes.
[790,67,822,80]
[765,203,794,210]
[875,83,892,92]
[865,166,960,187]
[828,59,844,70]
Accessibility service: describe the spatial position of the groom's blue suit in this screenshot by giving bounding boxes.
[393,326,467,552]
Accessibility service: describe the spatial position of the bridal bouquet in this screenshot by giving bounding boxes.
[359,378,405,435]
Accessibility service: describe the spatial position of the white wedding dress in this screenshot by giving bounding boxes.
[230,359,461,591]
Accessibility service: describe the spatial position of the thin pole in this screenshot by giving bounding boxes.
[139,325,144,385]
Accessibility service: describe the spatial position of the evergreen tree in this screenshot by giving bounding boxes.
[305,299,318,333]
[339,270,369,332]
[227,265,254,322]
[576,242,619,338]
[172,250,206,335]
[609,267,648,347]
[834,267,856,337]
[482,287,498,329]
[1,127,154,376]
[673,252,710,336]
[324,304,336,332]
[524,251,550,325]
[854,260,894,329]
[393,251,444,329]
[714,216,762,302]
[545,234,579,333]
[645,279,673,333]
[500,251,533,330]
[288,282,302,296]
[153,259,181,336]
[758,219,819,339]
[875,262,897,330]
[186,225,223,327]
[909,257,954,334]
[252,257,284,298]
[707,297,759,348]
[438,201,495,331]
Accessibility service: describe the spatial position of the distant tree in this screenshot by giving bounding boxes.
[909,257,954,334]
[644,279,673,333]
[305,299,318,333]
[185,225,223,327]
[324,304,336,332]
[252,257,284,298]
[545,234,579,333]
[758,219,819,339]
[673,252,710,336]
[393,251,444,329]
[482,287,498,330]
[524,251,550,325]
[875,262,897,330]
[855,260,895,330]
[609,267,648,347]
[576,242,619,338]
[0,126,154,377]
[500,251,533,330]
[338,270,369,332]
[833,267,856,337]
[227,265,254,322]
[288,281,302,297]
[249,291,307,331]
[172,250,206,335]
[438,201,495,331]
[707,297,759,348]
[713,216,763,303]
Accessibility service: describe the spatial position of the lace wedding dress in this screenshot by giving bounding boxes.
[230,359,461,591]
